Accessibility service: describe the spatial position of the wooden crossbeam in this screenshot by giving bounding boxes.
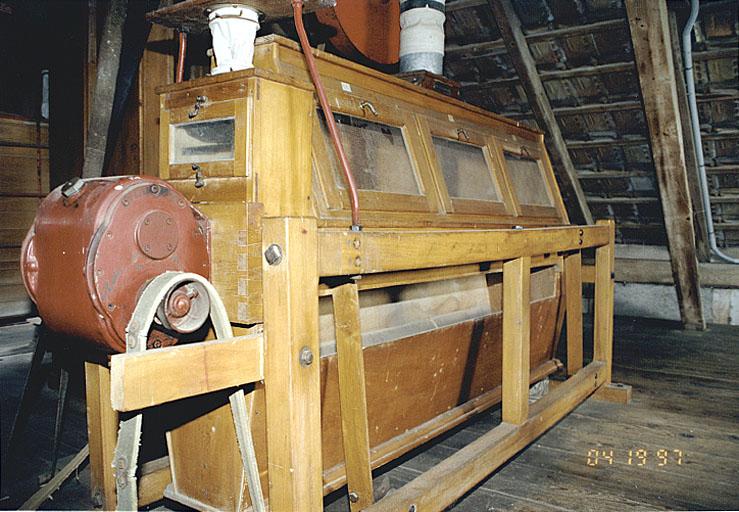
[318,225,610,276]
[488,0,593,225]
[109,334,264,412]
[625,0,705,329]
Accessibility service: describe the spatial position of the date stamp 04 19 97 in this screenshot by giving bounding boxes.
[586,449,685,467]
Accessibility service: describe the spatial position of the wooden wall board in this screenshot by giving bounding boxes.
[0,117,48,319]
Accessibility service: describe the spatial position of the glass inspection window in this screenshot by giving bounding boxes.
[504,152,553,207]
[318,110,421,195]
[433,137,499,202]
[170,117,235,164]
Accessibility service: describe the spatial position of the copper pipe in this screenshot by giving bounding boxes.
[292,0,361,229]
[176,31,187,83]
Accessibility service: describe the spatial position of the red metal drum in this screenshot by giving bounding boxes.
[21,176,210,352]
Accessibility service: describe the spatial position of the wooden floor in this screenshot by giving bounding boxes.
[1,316,738,511]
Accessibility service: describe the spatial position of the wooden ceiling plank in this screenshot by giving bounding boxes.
[488,0,594,225]
[625,0,705,329]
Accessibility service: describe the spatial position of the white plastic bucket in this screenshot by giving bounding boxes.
[208,5,260,75]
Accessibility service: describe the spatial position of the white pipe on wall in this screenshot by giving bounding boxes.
[682,0,739,264]
[399,0,446,75]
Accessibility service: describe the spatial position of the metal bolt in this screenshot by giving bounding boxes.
[348,492,359,503]
[264,244,283,266]
[299,346,314,367]
[409,505,417,512]
[61,177,85,198]
[150,184,160,194]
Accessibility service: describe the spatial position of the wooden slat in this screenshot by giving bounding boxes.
[332,283,373,511]
[317,225,610,277]
[625,0,705,329]
[261,217,323,512]
[109,334,264,412]
[364,361,606,512]
[564,252,583,375]
[488,0,593,225]
[502,256,531,425]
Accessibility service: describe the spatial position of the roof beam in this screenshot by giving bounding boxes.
[488,0,593,225]
[446,18,626,59]
[625,0,705,329]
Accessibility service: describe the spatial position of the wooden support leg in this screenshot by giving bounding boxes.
[332,283,374,511]
[592,220,631,404]
[84,361,119,509]
[502,256,531,425]
[261,217,323,511]
[564,252,583,376]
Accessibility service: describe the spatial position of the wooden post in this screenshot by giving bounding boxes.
[563,252,583,376]
[84,361,118,509]
[332,283,374,511]
[593,220,615,384]
[502,256,531,425]
[489,0,594,225]
[625,0,705,329]
[261,217,323,511]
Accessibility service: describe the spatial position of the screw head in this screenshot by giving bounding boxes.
[264,244,283,266]
[348,492,359,503]
[409,505,417,512]
[299,346,314,367]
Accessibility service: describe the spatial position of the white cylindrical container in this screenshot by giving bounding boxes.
[208,4,260,75]
[399,0,446,75]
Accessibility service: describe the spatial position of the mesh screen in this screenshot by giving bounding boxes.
[433,137,499,201]
[504,152,553,206]
[318,111,420,195]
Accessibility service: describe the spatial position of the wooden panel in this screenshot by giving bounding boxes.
[319,296,561,472]
[332,283,373,511]
[0,117,49,146]
[502,257,530,425]
[625,0,705,329]
[253,80,314,217]
[110,334,264,412]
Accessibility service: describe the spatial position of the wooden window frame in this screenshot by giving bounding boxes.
[311,97,440,215]
[161,98,248,180]
[494,137,561,219]
[420,116,514,217]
